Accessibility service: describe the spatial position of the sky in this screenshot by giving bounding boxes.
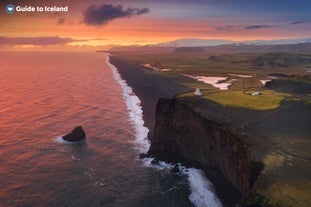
[0,0,310,50]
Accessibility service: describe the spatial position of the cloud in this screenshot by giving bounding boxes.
[244,25,277,30]
[57,18,66,25]
[291,21,304,25]
[216,25,234,31]
[88,38,108,41]
[0,36,84,46]
[83,3,149,26]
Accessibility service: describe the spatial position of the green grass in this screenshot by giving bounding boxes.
[304,97,311,104]
[203,90,288,110]
[113,52,310,105]
[114,52,256,75]
[114,52,311,77]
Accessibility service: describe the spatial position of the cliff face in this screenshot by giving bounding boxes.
[148,97,262,198]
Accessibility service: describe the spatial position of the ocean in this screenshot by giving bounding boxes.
[0,51,221,207]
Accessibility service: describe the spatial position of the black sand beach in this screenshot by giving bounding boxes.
[109,54,244,206]
[109,55,192,138]
[109,53,311,207]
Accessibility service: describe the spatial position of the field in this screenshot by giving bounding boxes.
[112,51,311,110]
[112,51,311,75]
[110,51,311,207]
[203,90,288,110]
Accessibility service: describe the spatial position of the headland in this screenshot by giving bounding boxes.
[108,51,311,207]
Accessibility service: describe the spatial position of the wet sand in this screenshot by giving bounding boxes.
[109,55,242,206]
[109,55,191,138]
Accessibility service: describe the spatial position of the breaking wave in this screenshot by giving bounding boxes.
[107,54,222,207]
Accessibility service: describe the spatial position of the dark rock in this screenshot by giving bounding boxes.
[148,97,253,205]
[62,126,86,142]
[139,153,148,159]
[151,158,160,165]
[263,79,274,88]
[170,164,180,173]
[148,95,311,207]
[264,78,311,94]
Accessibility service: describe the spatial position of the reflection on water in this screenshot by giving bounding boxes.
[0,52,193,207]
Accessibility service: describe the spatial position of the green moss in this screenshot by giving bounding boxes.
[304,97,311,104]
[235,193,276,207]
[203,90,288,110]
[264,180,311,207]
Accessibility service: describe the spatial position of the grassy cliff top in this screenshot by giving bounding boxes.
[176,92,311,207]
[111,52,311,207]
[179,89,290,110]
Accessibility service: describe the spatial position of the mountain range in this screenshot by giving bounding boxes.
[154,38,311,47]
[106,37,311,53]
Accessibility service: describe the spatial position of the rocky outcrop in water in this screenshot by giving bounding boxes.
[62,126,86,142]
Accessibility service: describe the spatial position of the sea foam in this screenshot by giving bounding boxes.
[107,54,222,207]
[107,55,150,153]
[55,136,67,144]
[55,135,86,145]
[185,168,222,207]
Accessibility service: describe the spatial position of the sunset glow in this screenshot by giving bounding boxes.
[1,0,310,50]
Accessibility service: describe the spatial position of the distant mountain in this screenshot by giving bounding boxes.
[154,38,311,47]
[202,43,311,54]
[241,38,311,45]
[174,47,205,53]
[108,42,311,54]
[155,38,234,47]
[109,45,175,53]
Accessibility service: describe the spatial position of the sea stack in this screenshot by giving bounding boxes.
[62,126,86,142]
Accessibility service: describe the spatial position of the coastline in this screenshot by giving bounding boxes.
[108,54,191,139]
[108,53,239,207]
[108,51,311,207]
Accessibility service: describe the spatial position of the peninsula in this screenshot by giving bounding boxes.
[109,49,311,207]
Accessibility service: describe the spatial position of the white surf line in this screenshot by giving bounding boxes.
[107,54,150,153]
[185,168,222,207]
[107,54,222,207]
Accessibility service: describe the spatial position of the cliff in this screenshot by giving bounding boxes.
[109,55,311,207]
[148,95,311,207]
[148,97,262,206]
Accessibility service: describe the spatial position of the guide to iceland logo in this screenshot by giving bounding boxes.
[6,4,15,14]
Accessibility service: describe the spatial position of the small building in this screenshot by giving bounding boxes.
[194,88,202,96]
[252,91,260,96]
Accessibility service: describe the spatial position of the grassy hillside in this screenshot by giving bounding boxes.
[113,52,311,76]
[111,51,311,207]
[251,52,311,68]
[112,51,311,110]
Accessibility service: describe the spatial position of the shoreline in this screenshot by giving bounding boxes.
[107,52,311,207]
[108,54,240,207]
[108,54,191,139]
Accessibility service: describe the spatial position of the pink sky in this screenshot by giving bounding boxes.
[0,0,310,49]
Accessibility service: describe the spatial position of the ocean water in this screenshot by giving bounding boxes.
[0,51,221,207]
